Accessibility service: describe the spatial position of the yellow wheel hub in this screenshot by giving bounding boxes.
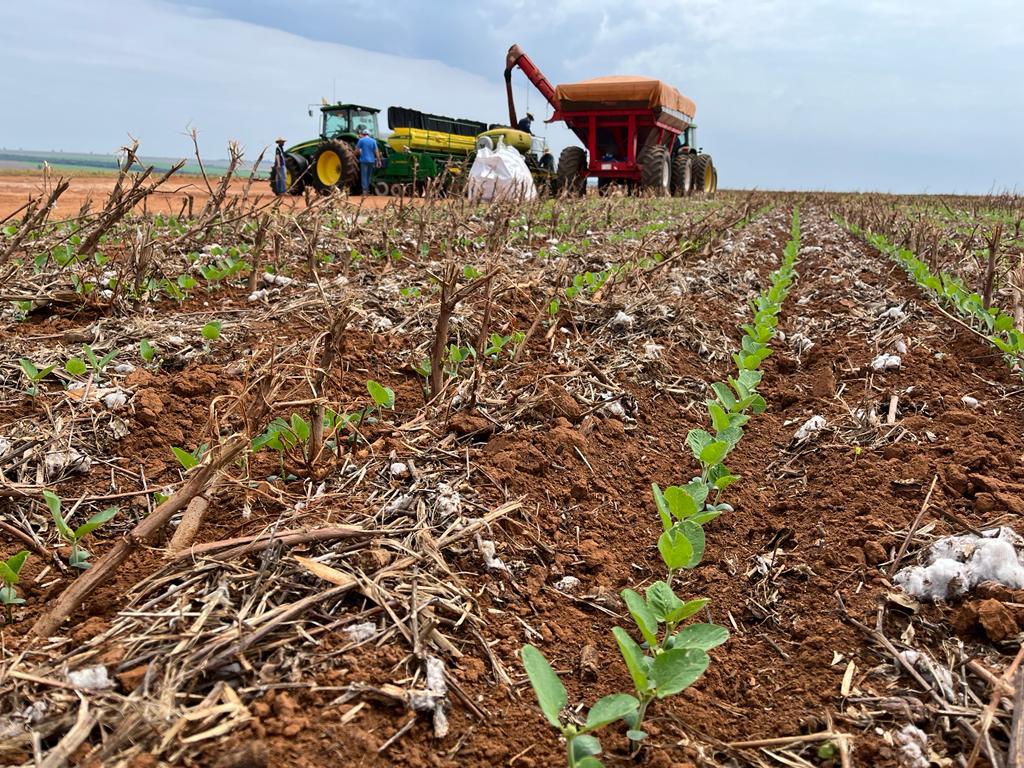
[317,150,342,186]
[704,164,714,193]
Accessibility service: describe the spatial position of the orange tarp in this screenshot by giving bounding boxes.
[555,76,696,121]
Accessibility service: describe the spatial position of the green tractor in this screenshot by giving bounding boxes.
[271,103,489,196]
[270,103,379,196]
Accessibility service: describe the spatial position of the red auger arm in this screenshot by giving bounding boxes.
[504,44,560,127]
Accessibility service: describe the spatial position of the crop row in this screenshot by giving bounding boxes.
[841,220,1024,376]
[519,209,802,767]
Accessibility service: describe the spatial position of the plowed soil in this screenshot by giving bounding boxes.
[2,195,1022,768]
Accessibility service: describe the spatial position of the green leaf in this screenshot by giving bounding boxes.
[612,627,649,692]
[520,644,567,729]
[707,401,730,432]
[652,483,672,531]
[622,589,659,647]
[571,735,602,759]
[585,694,639,731]
[367,380,395,409]
[0,585,25,605]
[663,485,698,520]
[677,520,706,569]
[43,491,74,542]
[98,347,120,369]
[201,321,222,341]
[713,474,740,491]
[711,382,736,410]
[2,550,28,581]
[140,339,156,361]
[171,447,199,470]
[658,528,693,572]
[626,729,648,742]
[575,757,604,768]
[686,429,714,461]
[69,548,92,569]
[19,358,39,379]
[65,357,87,376]
[290,414,311,442]
[645,581,683,622]
[651,648,710,698]
[73,507,118,539]
[699,440,730,467]
[667,598,710,624]
[668,623,729,651]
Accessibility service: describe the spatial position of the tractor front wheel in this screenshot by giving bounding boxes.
[311,140,358,194]
[671,153,692,197]
[692,154,716,195]
[639,145,671,196]
[556,146,587,195]
[269,153,309,196]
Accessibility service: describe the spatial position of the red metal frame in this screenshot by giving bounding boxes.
[504,44,684,183]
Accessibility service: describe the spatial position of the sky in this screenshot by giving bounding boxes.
[1,0,1022,192]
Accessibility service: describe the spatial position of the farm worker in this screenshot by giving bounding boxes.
[539,146,554,171]
[517,112,534,134]
[272,137,287,195]
[355,128,381,195]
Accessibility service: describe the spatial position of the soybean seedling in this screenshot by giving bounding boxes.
[18,358,57,396]
[0,550,29,622]
[171,443,208,471]
[43,491,118,570]
[521,644,639,768]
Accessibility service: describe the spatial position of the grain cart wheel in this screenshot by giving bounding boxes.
[671,153,692,197]
[556,146,587,195]
[639,145,671,196]
[311,140,357,194]
[373,181,390,195]
[692,154,715,195]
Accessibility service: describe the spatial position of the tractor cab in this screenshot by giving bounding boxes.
[318,104,381,140]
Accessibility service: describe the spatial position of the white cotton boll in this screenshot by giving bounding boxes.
[893,560,969,601]
[44,449,91,480]
[435,483,461,517]
[389,462,409,478]
[369,315,394,332]
[871,354,902,372]
[961,395,980,409]
[66,666,113,690]
[643,343,663,360]
[894,337,908,355]
[554,576,581,593]
[895,527,1024,601]
[345,622,377,643]
[113,363,135,374]
[609,311,634,331]
[476,535,508,572]
[248,288,270,302]
[166,335,186,346]
[262,272,294,287]
[102,390,128,409]
[384,493,416,515]
[879,306,907,321]
[794,415,826,441]
[894,724,929,768]
[603,401,626,418]
[968,538,1024,588]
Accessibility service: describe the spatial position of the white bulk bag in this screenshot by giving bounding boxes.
[467,139,537,202]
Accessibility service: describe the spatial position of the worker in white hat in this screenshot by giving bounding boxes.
[272,137,288,195]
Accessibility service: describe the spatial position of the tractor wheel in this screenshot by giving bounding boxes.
[671,153,692,197]
[639,145,671,196]
[711,166,719,193]
[311,140,358,194]
[692,154,715,195]
[556,146,587,195]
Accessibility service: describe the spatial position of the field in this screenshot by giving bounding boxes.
[1,165,1024,768]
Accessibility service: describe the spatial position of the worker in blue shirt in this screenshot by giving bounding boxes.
[355,128,381,195]
[517,112,534,134]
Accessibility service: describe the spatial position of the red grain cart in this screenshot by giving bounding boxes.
[504,44,717,196]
